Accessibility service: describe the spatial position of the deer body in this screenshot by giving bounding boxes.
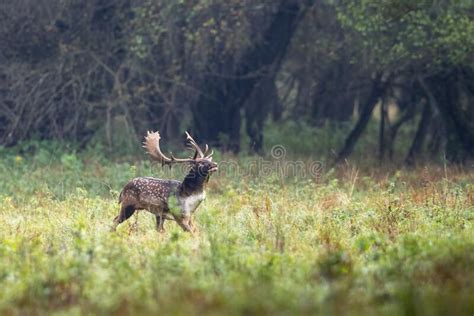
[112,131,217,233]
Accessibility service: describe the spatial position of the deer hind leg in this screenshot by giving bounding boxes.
[153,208,166,233]
[111,205,136,231]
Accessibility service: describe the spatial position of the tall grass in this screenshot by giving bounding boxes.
[0,142,473,315]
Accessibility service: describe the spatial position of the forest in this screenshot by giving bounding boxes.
[1,0,473,162]
[0,0,473,315]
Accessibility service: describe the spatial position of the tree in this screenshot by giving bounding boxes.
[191,0,306,152]
[334,0,474,163]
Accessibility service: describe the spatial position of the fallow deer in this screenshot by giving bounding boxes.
[111,131,218,233]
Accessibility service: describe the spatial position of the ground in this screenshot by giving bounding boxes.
[0,151,473,315]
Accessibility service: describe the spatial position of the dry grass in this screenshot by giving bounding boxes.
[0,152,473,315]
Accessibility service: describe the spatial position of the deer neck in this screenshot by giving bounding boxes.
[179,170,209,197]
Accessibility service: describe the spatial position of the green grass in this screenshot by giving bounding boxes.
[0,147,473,315]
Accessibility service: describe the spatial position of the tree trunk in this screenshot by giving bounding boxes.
[311,55,356,123]
[378,98,386,162]
[244,77,281,153]
[334,74,386,164]
[387,105,416,160]
[420,74,474,162]
[191,0,304,152]
[405,101,431,166]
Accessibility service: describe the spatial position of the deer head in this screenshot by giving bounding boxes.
[143,131,218,177]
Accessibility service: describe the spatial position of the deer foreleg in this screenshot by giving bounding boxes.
[174,215,194,233]
[188,218,197,232]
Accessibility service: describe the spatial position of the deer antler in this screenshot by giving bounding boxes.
[185,132,214,159]
[205,149,214,159]
[203,143,214,159]
[185,131,206,159]
[144,131,195,165]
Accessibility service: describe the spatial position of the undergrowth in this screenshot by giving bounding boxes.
[0,145,473,315]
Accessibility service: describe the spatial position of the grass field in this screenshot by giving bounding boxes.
[0,146,473,315]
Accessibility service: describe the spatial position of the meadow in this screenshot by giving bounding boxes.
[0,140,473,315]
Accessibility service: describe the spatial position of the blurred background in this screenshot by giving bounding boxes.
[0,0,473,164]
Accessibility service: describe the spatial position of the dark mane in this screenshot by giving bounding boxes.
[180,166,210,197]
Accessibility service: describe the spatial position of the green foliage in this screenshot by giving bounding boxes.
[337,0,474,70]
[129,1,274,68]
[263,118,422,163]
[0,145,473,314]
[263,120,351,159]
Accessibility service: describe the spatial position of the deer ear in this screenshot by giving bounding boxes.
[208,157,213,161]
